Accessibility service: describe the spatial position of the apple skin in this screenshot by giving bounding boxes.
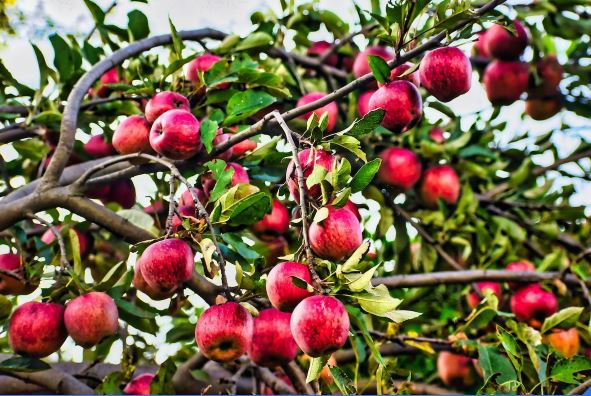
[179,187,208,209]
[377,147,422,190]
[138,238,194,292]
[419,47,472,102]
[113,115,153,155]
[263,236,289,267]
[342,200,361,221]
[510,283,558,328]
[420,165,461,207]
[296,92,338,132]
[290,295,350,357]
[64,291,118,347]
[506,260,535,290]
[472,30,489,58]
[84,135,114,158]
[227,162,250,185]
[483,60,530,106]
[247,308,299,367]
[429,127,445,143]
[378,62,420,88]
[266,261,314,312]
[307,41,339,67]
[41,226,90,256]
[368,81,422,132]
[352,46,393,79]
[309,205,362,262]
[95,68,120,98]
[357,90,376,117]
[252,199,289,236]
[544,328,580,359]
[103,179,136,209]
[149,109,202,160]
[484,20,529,61]
[528,56,563,98]
[212,131,233,161]
[466,281,502,309]
[185,53,222,84]
[124,373,155,395]
[133,260,175,300]
[230,132,257,157]
[0,254,34,295]
[437,351,476,388]
[171,205,201,232]
[9,301,67,358]
[144,91,190,123]
[525,96,562,121]
[195,302,254,363]
[286,148,335,202]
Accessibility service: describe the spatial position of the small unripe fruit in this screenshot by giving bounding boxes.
[297,92,338,132]
[419,47,472,102]
[377,147,422,190]
[309,205,362,261]
[149,109,201,160]
[484,21,529,60]
[124,373,154,395]
[248,308,298,367]
[252,199,289,235]
[144,91,190,123]
[138,238,194,292]
[544,328,580,359]
[420,165,460,207]
[369,81,422,132]
[510,283,558,328]
[483,60,529,105]
[64,292,119,347]
[113,115,153,155]
[266,261,313,312]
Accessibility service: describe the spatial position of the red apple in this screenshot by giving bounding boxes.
[252,199,289,235]
[41,226,90,256]
[290,295,349,357]
[87,184,111,201]
[544,328,580,359]
[185,53,223,84]
[248,308,298,367]
[113,115,153,155]
[420,165,460,207]
[84,135,114,158]
[368,81,422,132]
[179,187,208,208]
[307,41,338,67]
[150,109,201,160]
[296,92,338,132]
[213,130,233,161]
[528,56,563,98]
[437,352,476,387]
[124,373,155,395]
[103,179,136,209]
[466,282,502,309]
[342,200,361,221]
[144,91,190,123]
[378,62,420,87]
[286,148,335,202]
[525,96,562,121]
[9,301,67,357]
[429,127,445,143]
[133,260,175,300]
[266,261,313,312]
[0,254,30,295]
[483,60,529,105]
[309,205,362,261]
[171,205,201,232]
[230,134,257,157]
[138,238,194,292]
[377,147,422,190]
[64,291,118,347]
[510,283,558,328]
[195,302,254,362]
[506,260,535,290]
[358,90,376,117]
[263,236,289,267]
[484,21,529,60]
[95,68,120,98]
[473,30,489,58]
[227,162,250,185]
[419,47,472,102]
[352,46,393,79]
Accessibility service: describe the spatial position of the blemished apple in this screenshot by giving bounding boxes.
[296,92,338,132]
[510,283,558,328]
[466,282,502,309]
[484,20,529,60]
[133,260,176,300]
[124,373,155,395]
[0,253,34,295]
[528,56,563,98]
[41,226,90,256]
[378,62,420,87]
[138,238,194,292]
[290,295,350,357]
[144,91,190,123]
[420,165,461,207]
[84,135,114,158]
[437,351,477,388]
[263,236,289,267]
[377,147,422,190]
[9,301,67,358]
[247,308,298,367]
[252,199,289,235]
[525,96,562,121]
[149,109,202,160]
[266,261,314,312]
[185,53,223,84]
[483,60,529,105]
[419,47,472,102]
[544,328,580,359]
[309,205,362,261]
[352,46,393,79]
[103,179,136,209]
[113,115,153,154]
[286,148,335,202]
[429,127,446,143]
[195,302,253,362]
[64,291,119,347]
[368,81,422,132]
[506,260,535,290]
[307,41,339,67]
[357,90,376,117]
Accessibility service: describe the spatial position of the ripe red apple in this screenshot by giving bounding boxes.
[342,200,361,221]
[419,47,472,102]
[466,282,502,309]
[357,90,376,117]
[171,205,201,232]
[103,179,136,209]
[95,68,120,98]
[133,260,175,300]
[544,328,580,359]
[138,238,194,292]
[87,184,111,201]
[144,91,190,123]
[0,253,32,295]
[368,80,422,132]
[296,92,338,132]
[290,295,349,357]
[179,187,207,208]
[437,352,476,387]
[84,135,114,158]
[195,302,253,362]
[150,109,201,160]
[510,283,558,328]
[41,226,90,256]
[230,134,257,157]
[420,165,460,207]
[525,96,562,121]
[429,127,445,143]
[9,301,67,357]
[252,199,289,236]
[309,205,362,261]
[483,60,529,105]
[124,373,155,395]
[378,62,420,88]
[248,308,298,367]
[263,236,289,267]
[506,260,535,290]
[212,130,233,161]
[64,291,118,347]
[528,56,563,98]
[185,53,223,84]
[484,21,529,60]
[266,261,313,312]
[377,147,422,190]
[307,41,338,67]
[472,30,489,58]
[352,46,393,79]
[286,148,335,202]
[113,115,153,155]
[227,162,250,185]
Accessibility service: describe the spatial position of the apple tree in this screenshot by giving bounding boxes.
[0,0,590,394]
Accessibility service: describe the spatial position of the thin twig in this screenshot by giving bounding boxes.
[164,175,177,238]
[26,213,69,271]
[318,23,378,64]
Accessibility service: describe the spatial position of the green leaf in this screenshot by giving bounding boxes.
[509,158,532,187]
[329,366,356,394]
[95,371,124,394]
[478,345,518,388]
[235,32,274,52]
[330,135,367,162]
[224,90,276,125]
[49,34,75,82]
[207,160,234,202]
[339,109,385,137]
[200,119,219,153]
[541,307,584,333]
[84,0,105,24]
[150,358,177,394]
[227,191,272,226]
[306,165,329,189]
[306,355,330,383]
[549,356,591,383]
[355,284,401,316]
[341,241,370,272]
[69,229,82,276]
[0,356,51,372]
[350,158,381,193]
[115,298,156,319]
[118,210,157,236]
[95,261,126,292]
[127,10,150,40]
[168,17,184,58]
[313,207,330,224]
[367,55,390,84]
[345,265,378,292]
[346,305,386,366]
